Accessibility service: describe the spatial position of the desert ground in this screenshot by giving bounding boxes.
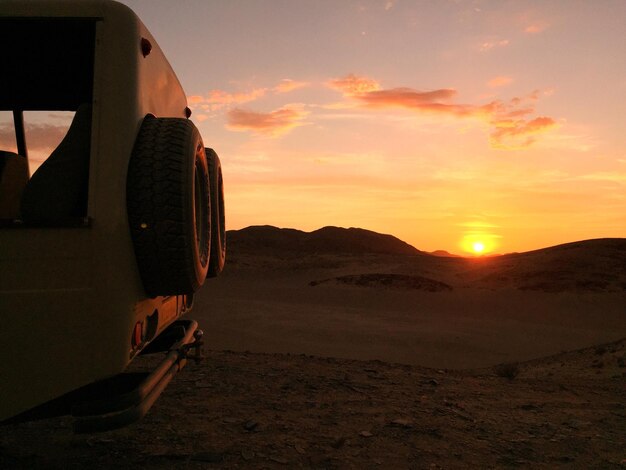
[1,341,624,468]
[196,228,626,369]
[1,227,625,468]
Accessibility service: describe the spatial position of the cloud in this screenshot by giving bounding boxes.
[187,95,205,105]
[479,39,510,52]
[487,76,513,88]
[525,22,549,34]
[328,74,481,117]
[458,221,501,229]
[327,74,380,95]
[203,88,268,111]
[0,123,68,152]
[490,116,556,149]
[186,88,268,113]
[579,172,626,184]
[352,87,466,113]
[226,105,308,136]
[328,73,556,149]
[188,78,309,112]
[274,79,310,94]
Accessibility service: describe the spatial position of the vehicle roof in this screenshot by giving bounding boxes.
[0,0,135,19]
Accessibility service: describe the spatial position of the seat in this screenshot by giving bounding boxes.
[20,104,92,223]
[0,150,30,219]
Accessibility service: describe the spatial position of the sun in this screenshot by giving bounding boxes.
[472,241,485,254]
[460,232,499,256]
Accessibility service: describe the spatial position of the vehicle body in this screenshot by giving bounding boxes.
[0,0,225,428]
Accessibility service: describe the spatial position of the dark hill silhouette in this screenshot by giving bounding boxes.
[461,238,626,292]
[226,227,626,292]
[430,250,460,257]
[227,225,421,256]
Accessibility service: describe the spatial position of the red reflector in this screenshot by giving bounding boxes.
[140,37,152,57]
[132,321,143,347]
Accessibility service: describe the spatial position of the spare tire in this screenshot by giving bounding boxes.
[127,115,210,297]
[205,148,226,277]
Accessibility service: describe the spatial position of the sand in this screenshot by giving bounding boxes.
[194,248,626,369]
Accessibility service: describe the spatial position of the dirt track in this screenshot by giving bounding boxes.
[1,339,625,469]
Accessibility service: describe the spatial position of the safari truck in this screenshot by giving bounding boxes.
[0,0,225,432]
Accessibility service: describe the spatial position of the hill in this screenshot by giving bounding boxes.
[227,225,421,256]
[462,238,626,292]
[226,226,626,293]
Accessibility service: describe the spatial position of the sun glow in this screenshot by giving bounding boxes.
[472,241,485,254]
[460,232,499,256]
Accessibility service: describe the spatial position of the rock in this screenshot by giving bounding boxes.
[390,418,413,428]
[295,445,306,455]
[244,421,258,432]
[359,431,373,438]
[241,449,254,460]
[429,379,439,386]
[270,456,289,465]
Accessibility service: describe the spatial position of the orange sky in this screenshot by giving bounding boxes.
[4,1,625,254]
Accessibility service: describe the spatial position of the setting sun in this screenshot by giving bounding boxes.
[472,242,485,254]
[460,232,499,256]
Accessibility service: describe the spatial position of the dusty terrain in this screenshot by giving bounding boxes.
[195,228,626,368]
[1,340,625,468]
[1,227,625,468]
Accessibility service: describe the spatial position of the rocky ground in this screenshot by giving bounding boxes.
[1,339,625,469]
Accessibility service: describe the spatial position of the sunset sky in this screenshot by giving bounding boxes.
[11,0,626,254]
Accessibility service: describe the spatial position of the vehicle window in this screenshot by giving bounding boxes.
[23,111,74,175]
[0,112,17,154]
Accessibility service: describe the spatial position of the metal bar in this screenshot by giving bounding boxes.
[12,110,28,160]
[73,356,187,433]
[71,320,199,432]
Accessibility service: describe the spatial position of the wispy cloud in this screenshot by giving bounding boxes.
[274,79,310,94]
[479,39,510,52]
[519,10,550,34]
[524,22,549,34]
[327,74,380,94]
[327,73,556,149]
[490,116,556,149]
[457,221,501,229]
[487,76,513,88]
[226,105,309,137]
[0,123,67,152]
[578,172,626,184]
[189,88,268,111]
[189,78,308,112]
